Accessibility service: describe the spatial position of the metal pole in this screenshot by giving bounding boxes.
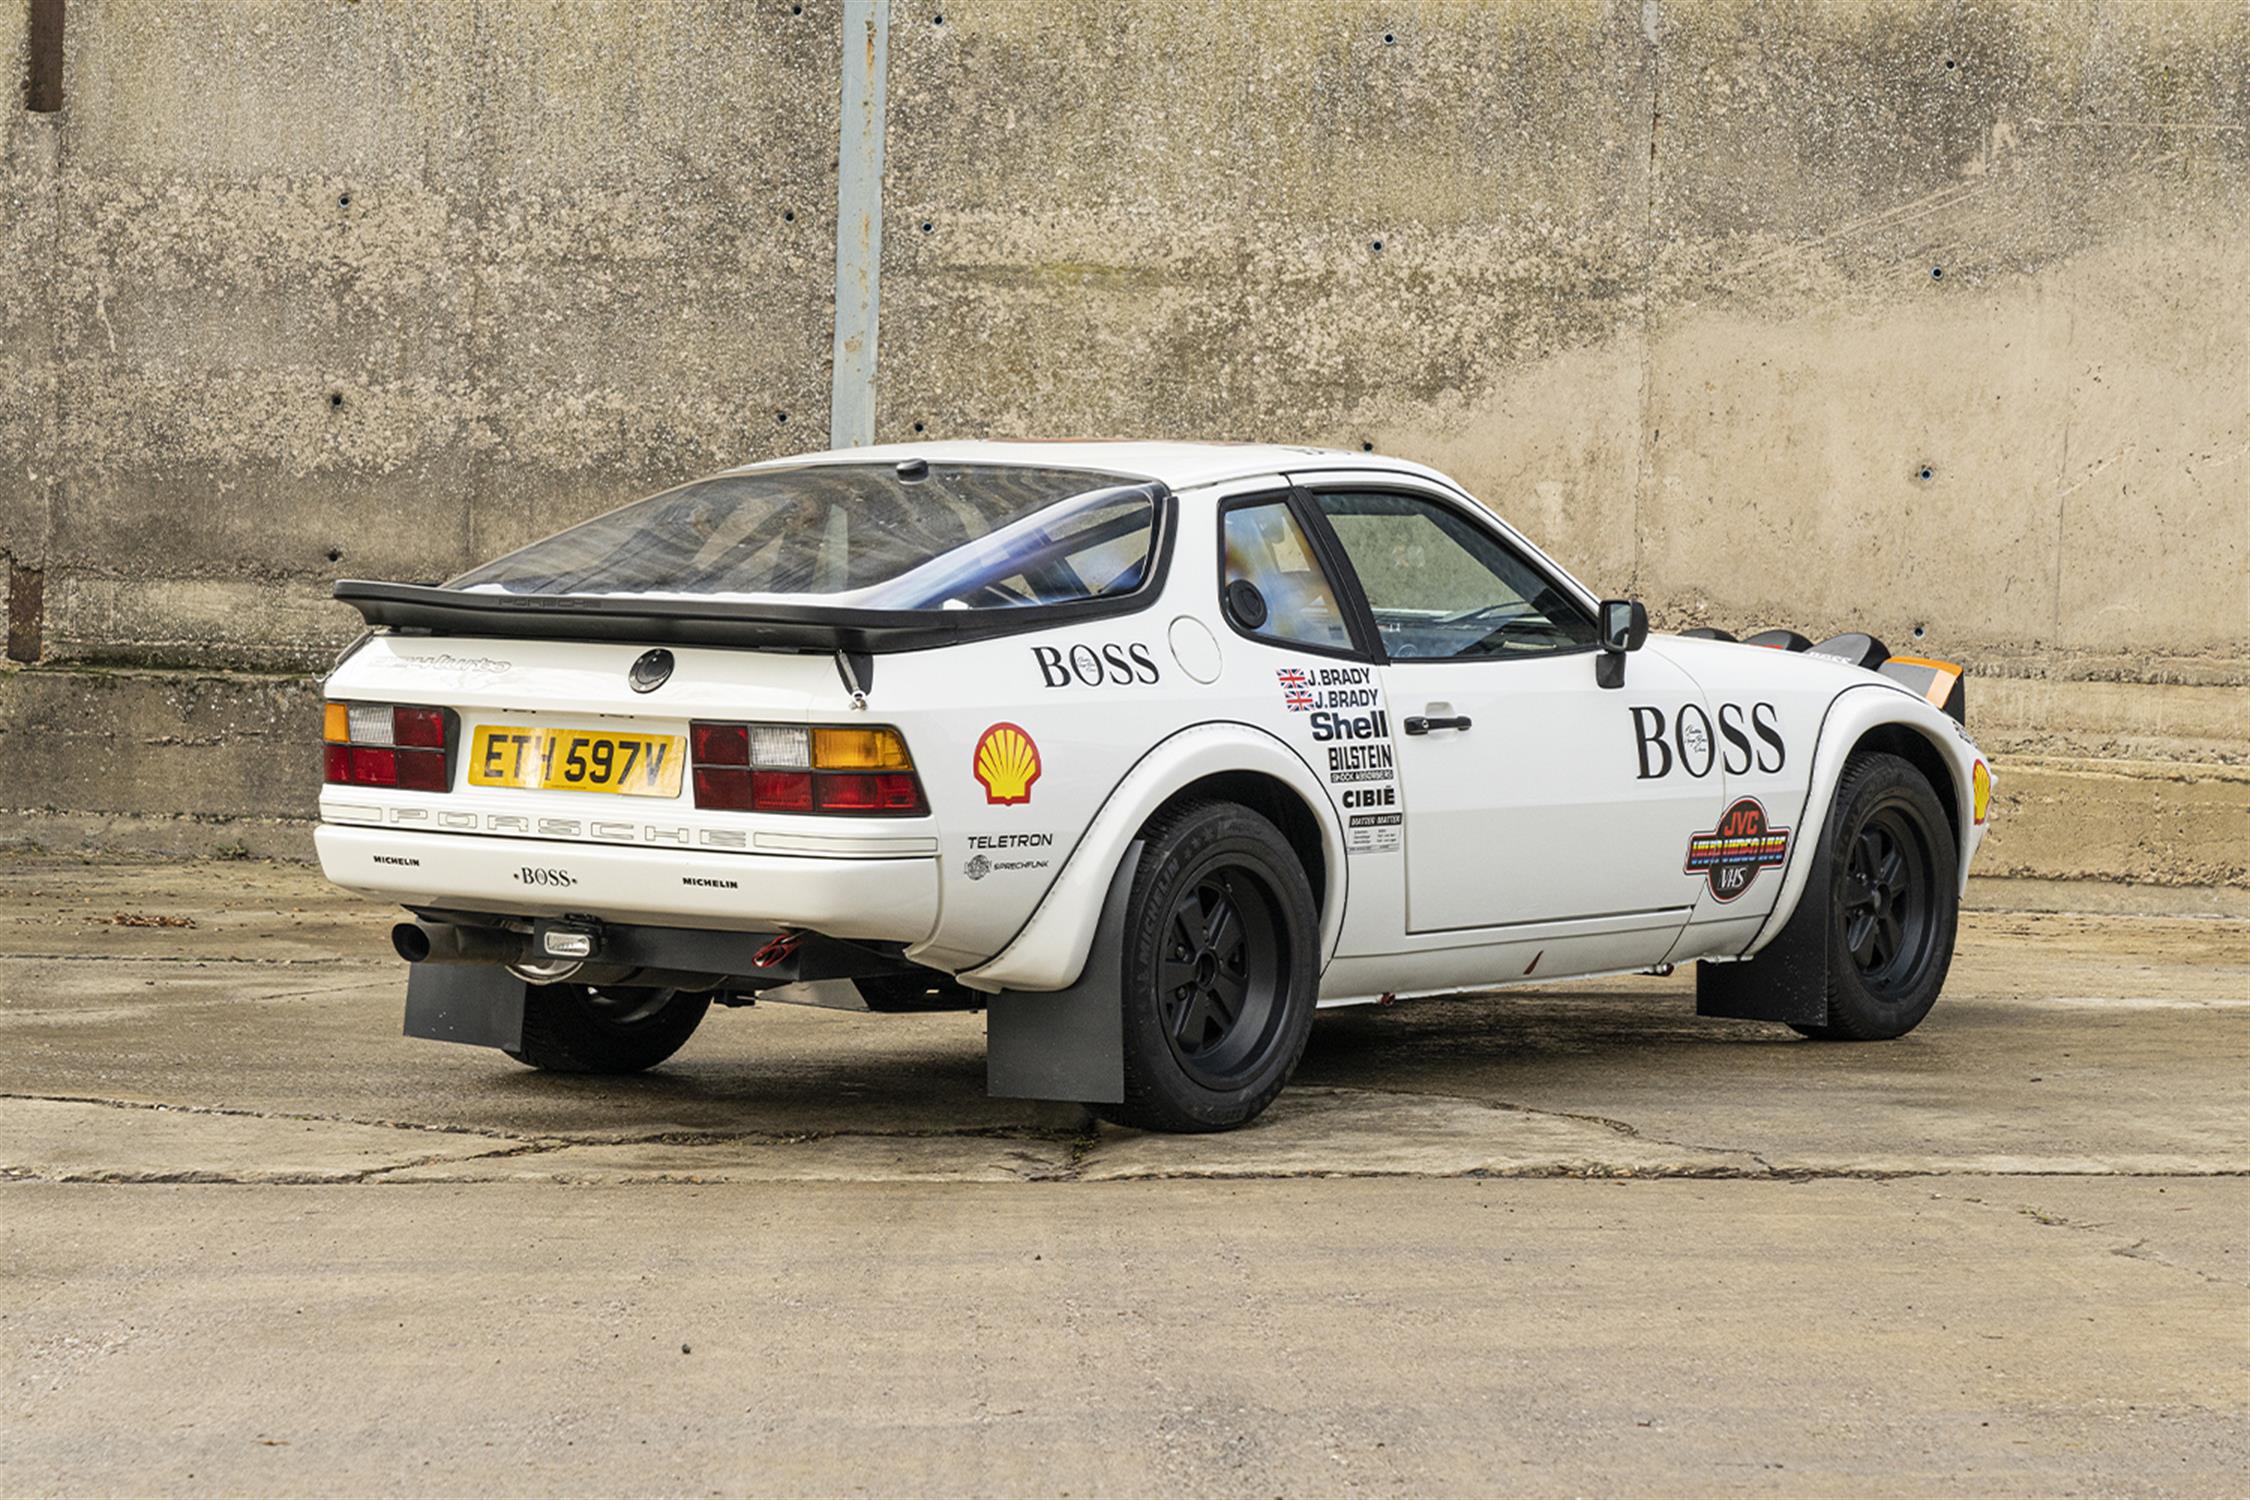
[25,0,64,113]
[828,0,890,450]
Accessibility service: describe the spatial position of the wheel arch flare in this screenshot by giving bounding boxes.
[950,723,1349,993]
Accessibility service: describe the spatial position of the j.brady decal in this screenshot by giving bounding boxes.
[1684,797,1791,901]
[1033,642,1160,688]
[1631,702,1786,779]
[1277,664,1379,713]
[1326,742,1394,784]
[972,723,1042,805]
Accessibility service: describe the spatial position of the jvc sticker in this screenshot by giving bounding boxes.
[1684,797,1790,901]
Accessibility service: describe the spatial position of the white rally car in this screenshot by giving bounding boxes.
[320,442,1992,1131]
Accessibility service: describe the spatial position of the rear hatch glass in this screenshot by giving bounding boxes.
[449,462,1156,612]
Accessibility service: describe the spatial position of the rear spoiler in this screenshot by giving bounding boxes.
[332,578,1158,655]
[1679,625,1965,723]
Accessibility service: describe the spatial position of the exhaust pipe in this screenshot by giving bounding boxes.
[392,921,523,967]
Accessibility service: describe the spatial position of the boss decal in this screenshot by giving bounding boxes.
[1631,702,1785,779]
[1032,642,1160,688]
[514,866,577,888]
[972,723,1042,805]
[1685,797,1791,901]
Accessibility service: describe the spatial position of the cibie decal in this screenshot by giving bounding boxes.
[1684,797,1791,901]
[972,722,1042,806]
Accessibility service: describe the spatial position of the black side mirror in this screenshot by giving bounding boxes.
[1595,599,1648,689]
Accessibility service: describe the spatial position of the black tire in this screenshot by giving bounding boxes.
[1791,752,1959,1041]
[1096,801,1319,1133]
[506,983,710,1073]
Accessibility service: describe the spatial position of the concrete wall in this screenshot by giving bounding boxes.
[3,0,2245,880]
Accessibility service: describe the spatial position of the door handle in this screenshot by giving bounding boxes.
[1403,714,1472,735]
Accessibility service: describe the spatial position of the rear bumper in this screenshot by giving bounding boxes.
[315,824,940,943]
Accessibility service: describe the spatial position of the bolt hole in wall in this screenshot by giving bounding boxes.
[912,421,926,433]
[328,391,345,409]
[1917,465,1934,482]
[1931,266,1944,279]
[338,193,352,208]
[326,548,343,564]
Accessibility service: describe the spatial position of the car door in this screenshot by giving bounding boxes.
[1296,478,1720,954]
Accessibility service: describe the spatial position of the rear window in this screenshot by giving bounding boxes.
[447,463,1159,611]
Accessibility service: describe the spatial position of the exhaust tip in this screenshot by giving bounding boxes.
[391,922,434,963]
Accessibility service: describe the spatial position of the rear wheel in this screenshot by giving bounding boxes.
[1097,801,1318,1133]
[506,983,710,1073]
[1792,752,1959,1041]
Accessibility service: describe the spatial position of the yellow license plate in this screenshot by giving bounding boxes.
[467,725,685,798]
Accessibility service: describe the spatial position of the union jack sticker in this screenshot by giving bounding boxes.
[1276,667,1314,711]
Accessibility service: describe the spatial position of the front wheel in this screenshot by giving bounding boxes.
[506,983,711,1073]
[1792,752,1960,1041]
[1096,801,1319,1133]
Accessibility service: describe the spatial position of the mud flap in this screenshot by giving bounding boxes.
[983,843,1140,1105]
[404,964,529,1052]
[1696,825,1835,1028]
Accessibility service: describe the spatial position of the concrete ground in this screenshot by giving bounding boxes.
[2,857,2244,1496]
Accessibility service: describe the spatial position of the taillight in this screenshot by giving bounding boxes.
[690,721,927,815]
[324,702,456,792]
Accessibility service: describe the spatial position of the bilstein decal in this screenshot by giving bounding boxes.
[1032,642,1159,688]
[1631,702,1785,779]
[972,723,1042,805]
[1685,797,1791,901]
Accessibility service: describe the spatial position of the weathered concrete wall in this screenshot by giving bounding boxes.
[3,0,2246,878]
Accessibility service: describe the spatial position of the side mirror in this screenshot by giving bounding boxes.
[1595,599,1648,689]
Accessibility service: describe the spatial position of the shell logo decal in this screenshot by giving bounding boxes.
[972,722,1042,806]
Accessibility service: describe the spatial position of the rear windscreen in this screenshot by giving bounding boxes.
[447,463,1159,611]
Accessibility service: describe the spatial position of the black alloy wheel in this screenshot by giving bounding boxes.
[1841,802,1938,996]
[1158,866,1290,1091]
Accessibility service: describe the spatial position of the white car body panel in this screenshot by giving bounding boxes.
[318,441,1990,1009]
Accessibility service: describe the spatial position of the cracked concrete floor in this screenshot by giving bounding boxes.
[3,856,2245,1495]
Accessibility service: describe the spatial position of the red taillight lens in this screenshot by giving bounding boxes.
[691,766,752,810]
[324,703,455,792]
[815,772,924,812]
[690,722,749,766]
[690,721,926,815]
[751,769,816,811]
[394,707,447,749]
